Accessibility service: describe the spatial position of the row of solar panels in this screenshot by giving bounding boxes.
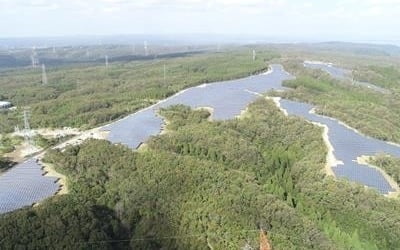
[0,159,60,214]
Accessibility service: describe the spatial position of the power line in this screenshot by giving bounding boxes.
[163,64,166,84]
[74,229,283,245]
[41,64,48,85]
[23,107,33,145]
[144,41,148,56]
[105,55,109,68]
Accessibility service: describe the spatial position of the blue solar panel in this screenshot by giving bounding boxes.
[102,64,399,194]
[0,159,59,214]
[102,64,293,148]
[303,61,350,80]
[303,61,389,94]
[1,63,397,215]
[280,99,400,194]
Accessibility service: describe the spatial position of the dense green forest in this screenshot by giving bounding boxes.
[0,49,277,134]
[1,99,400,249]
[278,59,400,142]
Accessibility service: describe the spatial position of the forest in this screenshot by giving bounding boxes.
[1,99,400,249]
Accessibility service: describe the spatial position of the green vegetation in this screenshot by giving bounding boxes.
[353,65,400,90]
[0,134,22,171]
[33,134,72,149]
[1,99,400,249]
[0,158,13,171]
[0,132,69,171]
[0,49,277,133]
[369,154,400,185]
[0,134,23,154]
[278,60,400,142]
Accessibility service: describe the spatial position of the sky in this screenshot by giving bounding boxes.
[0,0,400,42]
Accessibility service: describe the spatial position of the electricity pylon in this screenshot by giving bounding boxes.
[42,64,48,84]
[163,64,166,84]
[23,108,33,146]
[144,41,148,56]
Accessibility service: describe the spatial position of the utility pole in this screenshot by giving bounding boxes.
[42,64,48,85]
[144,41,148,56]
[30,55,36,68]
[163,64,166,84]
[253,50,256,61]
[23,108,33,146]
[31,46,39,68]
[31,48,39,68]
[105,55,109,68]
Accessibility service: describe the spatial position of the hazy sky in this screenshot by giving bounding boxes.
[1,0,399,41]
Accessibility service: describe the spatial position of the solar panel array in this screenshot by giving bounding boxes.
[303,61,350,79]
[103,63,400,194]
[0,159,59,214]
[303,61,389,94]
[103,64,293,148]
[280,99,400,194]
[1,65,293,214]
[1,63,397,215]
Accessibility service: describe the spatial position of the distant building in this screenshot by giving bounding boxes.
[0,101,12,109]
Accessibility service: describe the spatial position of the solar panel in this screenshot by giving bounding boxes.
[280,99,400,194]
[0,159,59,214]
[2,63,397,215]
[103,65,292,148]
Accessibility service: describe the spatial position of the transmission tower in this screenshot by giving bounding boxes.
[23,108,33,145]
[42,64,48,84]
[163,64,166,84]
[144,41,148,56]
[105,55,109,68]
[31,47,39,68]
[30,55,37,68]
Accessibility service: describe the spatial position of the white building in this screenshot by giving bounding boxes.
[0,101,12,109]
